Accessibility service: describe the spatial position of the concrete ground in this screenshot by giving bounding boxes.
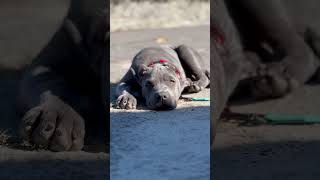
[1,0,319,178]
[2,24,319,179]
[213,85,320,180]
[109,24,320,180]
[110,26,210,179]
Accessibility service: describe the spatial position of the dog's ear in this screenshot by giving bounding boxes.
[138,64,149,77]
[130,67,136,76]
[129,65,149,78]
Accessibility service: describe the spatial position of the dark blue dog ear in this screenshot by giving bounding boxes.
[130,67,136,77]
[138,64,149,77]
[130,67,140,82]
[130,65,149,83]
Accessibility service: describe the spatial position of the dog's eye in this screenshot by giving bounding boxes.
[170,79,176,83]
[145,81,154,88]
[162,63,169,68]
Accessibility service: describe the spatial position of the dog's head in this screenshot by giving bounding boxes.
[135,61,186,110]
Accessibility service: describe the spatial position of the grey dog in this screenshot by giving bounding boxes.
[116,45,210,110]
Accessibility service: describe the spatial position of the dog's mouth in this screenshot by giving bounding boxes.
[155,104,176,111]
[146,96,177,110]
[151,104,177,111]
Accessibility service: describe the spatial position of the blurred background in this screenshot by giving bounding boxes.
[111,0,209,32]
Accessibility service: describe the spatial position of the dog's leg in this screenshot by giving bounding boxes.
[174,45,210,93]
[115,69,139,109]
[237,0,320,98]
[211,0,254,144]
[211,44,226,144]
[18,63,93,151]
[305,28,320,59]
[304,27,320,82]
[17,0,109,151]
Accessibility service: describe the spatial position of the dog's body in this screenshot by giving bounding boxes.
[116,45,210,110]
[211,0,320,144]
[17,0,109,151]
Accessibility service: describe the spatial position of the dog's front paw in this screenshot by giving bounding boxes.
[183,78,202,93]
[251,63,299,98]
[187,83,202,93]
[19,92,85,151]
[116,93,137,109]
[184,75,209,93]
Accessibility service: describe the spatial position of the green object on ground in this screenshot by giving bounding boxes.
[223,111,320,125]
[191,97,210,101]
[181,97,210,101]
[265,113,320,124]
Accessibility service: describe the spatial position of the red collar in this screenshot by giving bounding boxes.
[211,25,230,56]
[147,59,169,66]
[211,26,225,45]
[147,59,181,77]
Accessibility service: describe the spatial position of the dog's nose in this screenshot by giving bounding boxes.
[157,91,169,102]
[153,91,176,110]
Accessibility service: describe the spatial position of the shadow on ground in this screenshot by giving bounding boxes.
[212,140,320,180]
[110,106,210,180]
[0,158,108,179]
[0,70,22,139]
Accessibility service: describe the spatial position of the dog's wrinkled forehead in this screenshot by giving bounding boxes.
[145,64,177,80]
